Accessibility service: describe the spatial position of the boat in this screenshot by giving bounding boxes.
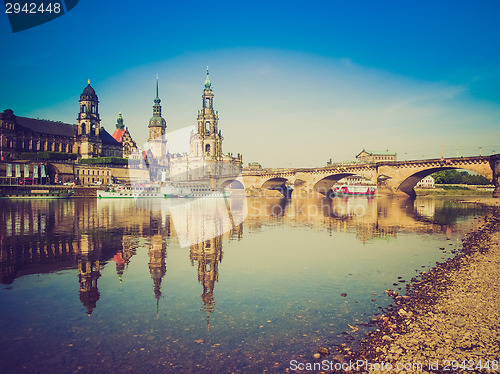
[162,183,192,198]
[332,185,376,196]
[168,182,231,198]
[97,182,231,199]
[97,184,164,198]
[0,186,74,199]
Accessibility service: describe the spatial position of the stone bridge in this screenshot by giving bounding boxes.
[240,155,500,198]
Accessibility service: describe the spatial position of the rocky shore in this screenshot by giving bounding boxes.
[328,205,500,373]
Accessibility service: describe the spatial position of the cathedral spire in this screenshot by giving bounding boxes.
[156,73,159,98]
[204,66,211,90]
[151,75,163,118]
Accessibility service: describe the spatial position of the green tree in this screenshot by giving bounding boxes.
[432,170,491,185]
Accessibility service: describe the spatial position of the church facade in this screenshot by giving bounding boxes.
[144,69,242,183]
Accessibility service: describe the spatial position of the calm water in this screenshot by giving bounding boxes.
[0,196,486,373]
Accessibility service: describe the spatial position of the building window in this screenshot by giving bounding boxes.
[205,144,210,155]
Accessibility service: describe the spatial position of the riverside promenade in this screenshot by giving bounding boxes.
[329,201,500,373]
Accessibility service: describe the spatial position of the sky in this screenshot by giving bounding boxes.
[1,0,499,168]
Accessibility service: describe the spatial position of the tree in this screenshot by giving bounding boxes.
[432,170,490,185]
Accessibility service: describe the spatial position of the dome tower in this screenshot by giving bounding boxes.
[77,80,102,158]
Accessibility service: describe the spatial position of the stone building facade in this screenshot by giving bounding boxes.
[0,81,141,185]
[0,81,124,162]
[356,149,397,163]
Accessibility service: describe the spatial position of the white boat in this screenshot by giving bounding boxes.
[97,185,163,198]
[97,182,231,199]
[163,182,231,198]
[333,185,376,196]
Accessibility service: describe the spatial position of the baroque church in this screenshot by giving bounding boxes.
[144,68,242,183]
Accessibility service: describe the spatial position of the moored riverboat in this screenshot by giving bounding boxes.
[97,184,164,198]
[333,185,376,196]
[0,186,74,199]
[169,182,231,198]
[97,182,231,199]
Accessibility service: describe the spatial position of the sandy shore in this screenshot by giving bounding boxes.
[326,204,500,373]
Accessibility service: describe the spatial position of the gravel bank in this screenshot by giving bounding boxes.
[331,208,500,373]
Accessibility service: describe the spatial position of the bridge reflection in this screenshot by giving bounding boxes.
[0,197,485,317]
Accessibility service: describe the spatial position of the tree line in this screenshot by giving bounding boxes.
[432,170,491,185]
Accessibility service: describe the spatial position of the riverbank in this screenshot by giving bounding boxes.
[457,197,500,207]
[327,206,500,373]
[415,188,493,197]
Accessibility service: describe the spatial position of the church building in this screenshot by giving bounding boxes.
[151,68,242,182]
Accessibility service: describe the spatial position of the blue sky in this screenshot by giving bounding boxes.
[1,0,499,167]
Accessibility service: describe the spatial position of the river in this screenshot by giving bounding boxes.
[0,196,487,373]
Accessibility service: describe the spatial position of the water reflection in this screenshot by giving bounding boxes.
[0,196,487,373]
[0,197,484,310]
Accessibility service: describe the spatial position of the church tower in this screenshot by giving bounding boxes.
[196,68,223,161]
[77,80,102,159]
[148,75,167,160]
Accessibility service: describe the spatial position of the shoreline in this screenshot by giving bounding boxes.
[326,201,500,373]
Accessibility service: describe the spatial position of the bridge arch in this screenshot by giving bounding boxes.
[397,166,493,198]
[312,173,374,196]
[219,179,245,189]
[260,177,292,197]
[261,177,290,189]
[312,173,354,196]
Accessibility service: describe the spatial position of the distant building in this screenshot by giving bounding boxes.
[356,149,397,163]
[243,162,263,171]
[416,175,435,188]
[0,81,123,162]
[112,112,137,158]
